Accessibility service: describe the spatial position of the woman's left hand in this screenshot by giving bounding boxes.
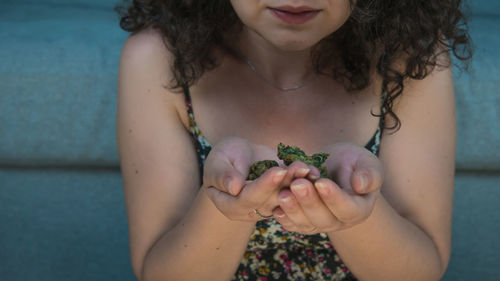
[272,143,384,234]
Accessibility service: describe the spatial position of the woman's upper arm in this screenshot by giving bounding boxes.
[116,29,201,277]
[378,63,456,268]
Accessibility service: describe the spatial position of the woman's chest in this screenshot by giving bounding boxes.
[175,85,381,155]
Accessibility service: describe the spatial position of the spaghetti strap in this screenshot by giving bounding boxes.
[365,88,386,156]
[364,115,384,156]
[182,86,212,175]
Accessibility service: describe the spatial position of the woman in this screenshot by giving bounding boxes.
[115,1,471,280]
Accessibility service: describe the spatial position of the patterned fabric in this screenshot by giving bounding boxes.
[184,89,212,176]
[183,88,383,281]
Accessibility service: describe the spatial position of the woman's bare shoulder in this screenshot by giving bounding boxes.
[119,27,174,92]
[121,27,170,61]
[118,27,188,120]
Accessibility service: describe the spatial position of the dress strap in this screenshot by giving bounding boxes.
[365,88,386,156]
[183,87,201,140]
[182,86,212,177]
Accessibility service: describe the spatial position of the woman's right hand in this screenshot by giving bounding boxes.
[202,136,320,222]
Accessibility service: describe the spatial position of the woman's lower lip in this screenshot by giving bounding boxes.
[270,8,320,24]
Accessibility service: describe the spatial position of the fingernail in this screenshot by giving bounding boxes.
[359,174,370,193]
[225,177,233,195]
[273,170,287,184]
[275,211,285,218]
[297,168,310,177]
[279,195,291,203]
[309,174,320,180]
[315,182,330,195]
[291,183,307,197]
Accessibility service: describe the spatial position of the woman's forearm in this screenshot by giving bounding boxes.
[141,188,255,281]
[328,194,447,281]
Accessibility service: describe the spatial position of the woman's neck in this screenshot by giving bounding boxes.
[233,28,317,91]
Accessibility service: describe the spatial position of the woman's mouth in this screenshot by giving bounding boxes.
[269,6,321,24]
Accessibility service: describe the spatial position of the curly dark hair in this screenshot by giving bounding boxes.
[116,0,472,131]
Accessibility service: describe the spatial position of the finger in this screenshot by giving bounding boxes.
[239,167,287,207]
[204,187,238,217]
[205,186,269,221]
[350,153,384,194]
[272,207,296,231]
[274,210,318,234]
[325,143,383,194]
[306,165,321,181]
[314,178,363,223]
[290,178,341,230]
[203,149,247,196]
[277,189,314,230]
[281,161,310,187]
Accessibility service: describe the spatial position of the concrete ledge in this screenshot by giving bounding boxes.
[442,172,500,280]
[0,168,135,281]
[0,4,127,166]
[1,0,120,9]
[0,168,498,280]
[453,17,500,171]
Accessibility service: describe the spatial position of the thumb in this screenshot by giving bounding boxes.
[350,152,383,195]
[203,137,253,195]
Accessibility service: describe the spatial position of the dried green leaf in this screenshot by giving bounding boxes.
[277,143,329,178]
[246,143,330,180]
[247,160,279,180]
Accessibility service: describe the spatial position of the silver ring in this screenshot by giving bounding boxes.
[253,209,273,219]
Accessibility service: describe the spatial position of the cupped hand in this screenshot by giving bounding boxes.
[272,142,384,234]
[202,137,321,221]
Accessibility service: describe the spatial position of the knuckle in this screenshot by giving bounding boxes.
[295,197,315,210]
[321,191,338,206]
[287,161,307,173]
[219,173,231,191]
[333,201,356,222]
[283,225,298,232]
[315,221,333,230]
[297,224,313,231]
[324,225,341,232]
[337,210,358,223]
[297,199,313,209]
[280,200,297,212]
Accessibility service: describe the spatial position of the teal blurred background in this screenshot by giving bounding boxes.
[0,1,499,280]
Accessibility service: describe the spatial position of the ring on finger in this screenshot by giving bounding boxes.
[253,209,273,220]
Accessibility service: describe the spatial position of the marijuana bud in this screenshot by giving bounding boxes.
[277,143,329,178]
[247,160,279,180]
[246,143,330,180]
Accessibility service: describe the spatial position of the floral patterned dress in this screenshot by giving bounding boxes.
[183,88,383,281]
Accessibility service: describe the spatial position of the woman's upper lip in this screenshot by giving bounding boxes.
[270,5,320,13]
